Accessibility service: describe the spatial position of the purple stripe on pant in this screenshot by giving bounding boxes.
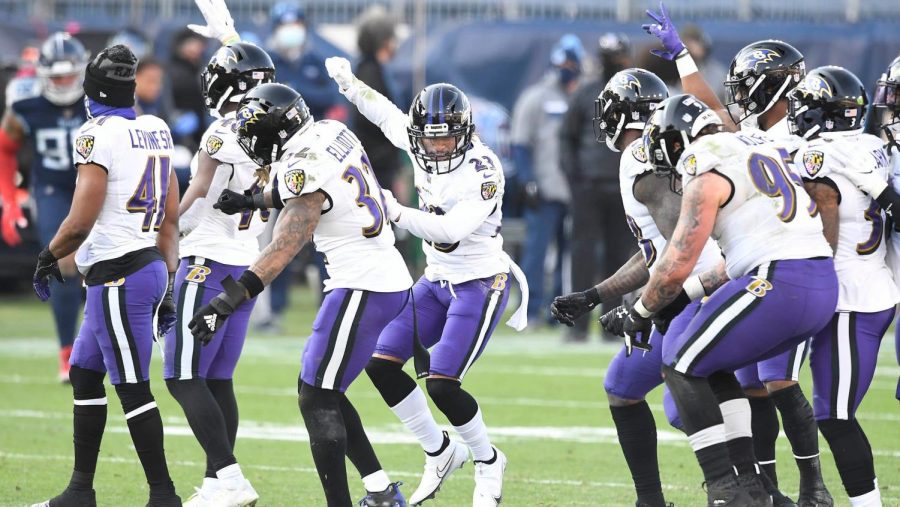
[375,274,511,380]
[664,258,838,378]
[809,307,895,421]
[163,257,257,380]
[603,299,702,430]
[71,260,167,385]
[301,288,409,392]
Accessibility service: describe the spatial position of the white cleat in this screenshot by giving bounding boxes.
[472,447,507,507]
[183,478,258,507]
[409,434,470,505]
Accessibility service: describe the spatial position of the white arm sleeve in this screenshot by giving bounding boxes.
[341,80,411,151]
[394,198,496,244]
[180,163,233,235]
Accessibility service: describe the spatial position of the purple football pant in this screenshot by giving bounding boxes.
[163,256,257,380]
[735,340,809,390]
[664,258,838,377]
[895,320,900,400]
[810,308,895,421]
[604,299,702,429]
[376,274,511,380]
[301,288,409,392]
[70,260,167,385]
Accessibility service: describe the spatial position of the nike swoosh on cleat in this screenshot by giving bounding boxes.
[493,495,502,505]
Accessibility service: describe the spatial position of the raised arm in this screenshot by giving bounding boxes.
[326,57,410,150]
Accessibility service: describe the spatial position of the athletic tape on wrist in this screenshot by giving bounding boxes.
[675,50,699,77]
[633,299,653,318]
[683,275,706,300]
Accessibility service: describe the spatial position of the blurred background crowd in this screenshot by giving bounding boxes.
[1,0,899,341]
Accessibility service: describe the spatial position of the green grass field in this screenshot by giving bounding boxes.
[1,288,899,506]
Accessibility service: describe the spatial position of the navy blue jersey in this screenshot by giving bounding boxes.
[10,94,87,190]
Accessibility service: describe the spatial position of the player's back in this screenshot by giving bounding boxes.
[182,114,269,265]
[797,132,900,311]
[10,93,86,189]
[73,114,174,275]
[275,119,412,292]
[680,131,832,278]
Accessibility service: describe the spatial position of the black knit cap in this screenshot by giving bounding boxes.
[83,44,137,107]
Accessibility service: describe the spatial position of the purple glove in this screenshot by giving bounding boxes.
[641,2,685,61]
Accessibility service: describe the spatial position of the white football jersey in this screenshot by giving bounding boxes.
[620,138,721,278]
[271,119,413,293]
[72,114,175,274]
[341,82,512,284]
[888,150,900,284]
[180,113,269,266]
[740,116,804,153]
[678,132,832,278]
[797,132,900,312]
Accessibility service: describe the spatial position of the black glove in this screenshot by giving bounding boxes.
[213,189,255,215]
[551,288,601,326]
[33,247,64,302]
[599,305,629,336]
[651,289,691,335]
[189,275,248,345]
[156,272,177,338]
[623,305,654,357]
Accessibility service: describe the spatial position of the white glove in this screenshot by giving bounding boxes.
[188,0,240,45]
[380,189,403,222]
[325,57,355,91]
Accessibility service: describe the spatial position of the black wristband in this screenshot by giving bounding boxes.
[251,192,266,210]
[585,287,601,305]
[38,247,57,263]
[875,187,898,218]
[238,270,265,299]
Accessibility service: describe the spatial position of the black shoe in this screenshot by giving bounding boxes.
[635,501,674,507]
[358,482,406,507]
[755,469,797,507]
[145,493,182,507]
[705,474,765,507]
[31,487,97,507]
[798,486,833,507]
[735,473,776,507]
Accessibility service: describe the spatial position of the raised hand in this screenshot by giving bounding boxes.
[325,57,356,91]
[641,2,685,60]
[188,0,239,45]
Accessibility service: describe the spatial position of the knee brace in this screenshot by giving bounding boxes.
[70,366,106,402]
[426,377,478,425]
[114,381,156,419]
[662,366,723,436]
[365,357,417,407]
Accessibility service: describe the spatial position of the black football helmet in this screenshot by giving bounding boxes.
[874,55,900,152]
[407,83,475,174]
[202,42,276,118]
[724,40,805,125]
[37,32,90,106]
[643,94,722,192]
[787,66,868,140]
[235,83,312,167]
[594,68,668,151]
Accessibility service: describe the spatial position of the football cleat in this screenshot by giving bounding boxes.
[756,471,797,507]
[184,478,258,507]
[797,486,833,507]
[358,482,406,507]
[31,487,96,507]
[409,433,469,505]
[734,473,775,507]
[705,475,770,507]
[472,447,507,507]
[144,492,182,507]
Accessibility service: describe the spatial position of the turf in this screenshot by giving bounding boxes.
[1,288,899,506]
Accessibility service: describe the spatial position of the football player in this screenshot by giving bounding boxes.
[551,68,725,507]
[642,6,831,503]
[633,94,837,506]
[195,83,414,507]
[31,45,181,507]
[325,58,528,507]
[163,37,275,507]
[789,66,900,507]
[0,32,90,381]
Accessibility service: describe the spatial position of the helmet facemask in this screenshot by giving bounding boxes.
[38,60,86,106]
[725,66,803,126]
[874,77,900,153]
[408,121,474,174]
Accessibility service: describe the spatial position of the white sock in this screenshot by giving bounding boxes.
[391,386,445,454]
[216,463,245,489]
[849,480,881,507]
[453,408,493,462]
[362,470,391,493]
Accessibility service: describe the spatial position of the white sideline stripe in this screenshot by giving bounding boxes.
[107,286,137,384]
[321,290,363,390]
[73,397,107,406]
[3,409,900,459]
[124,401,157,420]
[0,451,697,492]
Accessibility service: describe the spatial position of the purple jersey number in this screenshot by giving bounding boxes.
[342,154,386,238]
[238,180,271,230]
[625,214,657,267]
[126,155,171,232]
[748,149,815,222]
[857,200,884,255]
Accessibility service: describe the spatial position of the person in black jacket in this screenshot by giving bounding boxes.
[559,33,637,342]
[353,8,402,192]
[168,28,208,150]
